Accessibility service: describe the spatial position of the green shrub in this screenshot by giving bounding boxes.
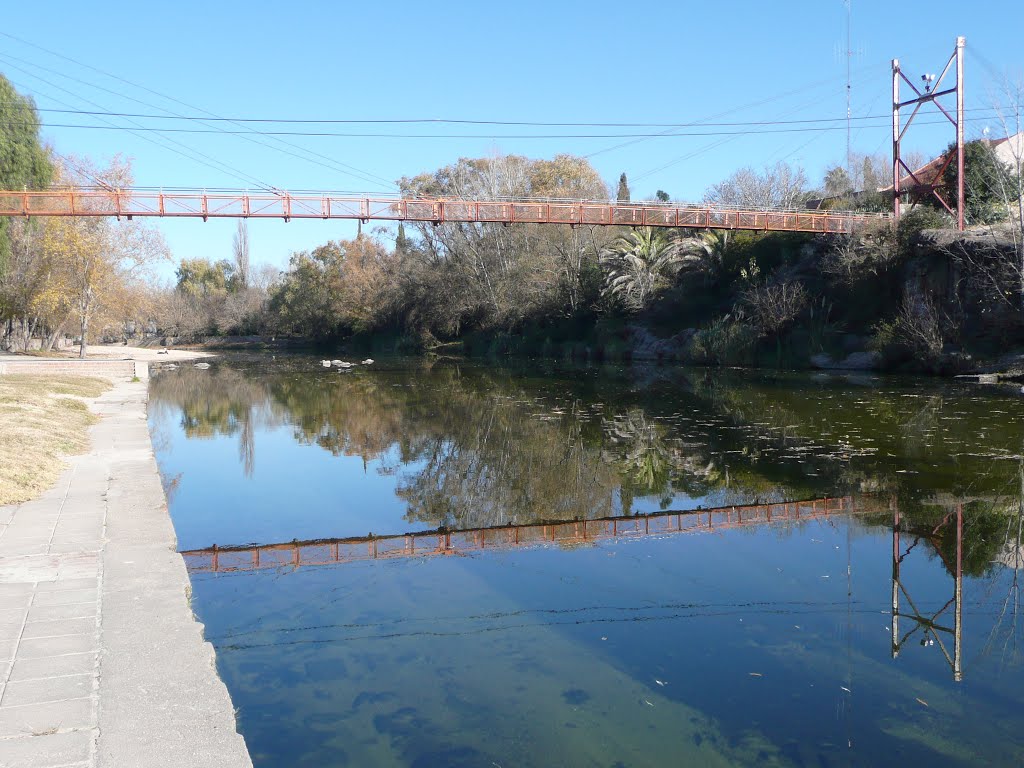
[687,316,757,365]
[896,207,950,254]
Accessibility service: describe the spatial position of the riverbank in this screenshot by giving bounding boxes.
[0,374,251,767]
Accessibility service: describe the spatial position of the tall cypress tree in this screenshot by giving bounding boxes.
[395,222,409,255]
[616,172,630,202]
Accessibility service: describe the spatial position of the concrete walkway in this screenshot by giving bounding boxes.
[0,378,252,767]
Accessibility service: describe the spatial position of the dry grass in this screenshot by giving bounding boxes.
[0,375,112,506]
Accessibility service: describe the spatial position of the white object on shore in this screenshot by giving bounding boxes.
[330,359,343,366]
[193,362,211,369]
[361,358,374,365]
[321,360,331,367]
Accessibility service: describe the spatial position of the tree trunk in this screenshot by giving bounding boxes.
[42,321,67,352]
[79,313,88,359]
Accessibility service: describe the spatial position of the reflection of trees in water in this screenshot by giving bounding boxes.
[150,365,287,478]
[982,460,1024,667]
[681,368,1024,500]
[152,364,765,530]
[269,370,623,528]
[397,395,620,529]
[602,409,724,512]
[151,362,1024,542]
[900,394,944,458]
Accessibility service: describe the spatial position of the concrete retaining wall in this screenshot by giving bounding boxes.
[0,359,145,379]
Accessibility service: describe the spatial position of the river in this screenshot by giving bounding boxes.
[148,356,1024,767]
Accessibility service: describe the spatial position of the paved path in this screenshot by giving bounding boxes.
[0,379,251,768]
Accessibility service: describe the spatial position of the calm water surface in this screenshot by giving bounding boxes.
[149,357,1024,767]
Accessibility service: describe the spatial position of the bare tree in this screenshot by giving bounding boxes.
[990,77,1024,308]
[892,295,948,360]
[740,280,808,338]
[820,224,898,284]
[704,161,809,210]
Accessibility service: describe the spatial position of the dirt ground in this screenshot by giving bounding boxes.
[0,344,216,363]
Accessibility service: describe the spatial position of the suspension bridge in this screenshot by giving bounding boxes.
[0,188,888,233]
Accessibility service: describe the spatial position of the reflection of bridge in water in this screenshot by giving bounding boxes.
[892,503,964,681]
[183,496,871,574]
[182,495,988,682]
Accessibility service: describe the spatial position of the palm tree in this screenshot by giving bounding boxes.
[599,227,683,311]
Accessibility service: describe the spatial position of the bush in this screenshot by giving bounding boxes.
[896,207,950,254]
[740,280,808,339]
[870,295,955,369]
[687,316,757,365]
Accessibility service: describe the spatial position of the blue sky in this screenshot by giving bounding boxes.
[2,0,1021,277]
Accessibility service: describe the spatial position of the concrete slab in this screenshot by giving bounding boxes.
[16,635,97,660]
[25,605,95,624]
[1,674,93,708]
[0,728,92,767]
[21,619,97,640]
[9,654,97,683]
[0,697,93,738]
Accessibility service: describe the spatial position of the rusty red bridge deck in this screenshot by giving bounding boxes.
[0,188,889,233]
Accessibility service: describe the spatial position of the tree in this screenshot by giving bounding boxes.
[599,227,684,312]
[740,280,808,339]
[0,74,54,275]
[943,139,1015,225]
[704,161,809,210]
[655,190,670,203]
[0,218,72,351]
[395,222,410,256]
[232,220,250,289]
[269,237,398,338]
[862,155,881,192]
[617,173,631,202]
[270,242,345,338]
[41,157,169,357]
[398,153,611,333]
[823,166,852,198]
[176,258,234,298]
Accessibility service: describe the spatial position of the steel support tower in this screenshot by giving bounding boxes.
[892,36,966,231]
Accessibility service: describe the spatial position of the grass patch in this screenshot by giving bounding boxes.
[0,374,112,506]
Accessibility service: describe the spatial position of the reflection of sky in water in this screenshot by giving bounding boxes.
[151,417,427,549]
[150,359,1024,766]
[195,520,1024,767]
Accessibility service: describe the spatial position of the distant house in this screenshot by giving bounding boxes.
[989,131,1024,169]
[806,131,1024,211]
[880,131,1023,199]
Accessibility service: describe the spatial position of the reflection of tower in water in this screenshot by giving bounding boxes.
[891,502,963,681]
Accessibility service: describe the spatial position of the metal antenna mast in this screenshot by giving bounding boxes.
[845,0,853,186]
